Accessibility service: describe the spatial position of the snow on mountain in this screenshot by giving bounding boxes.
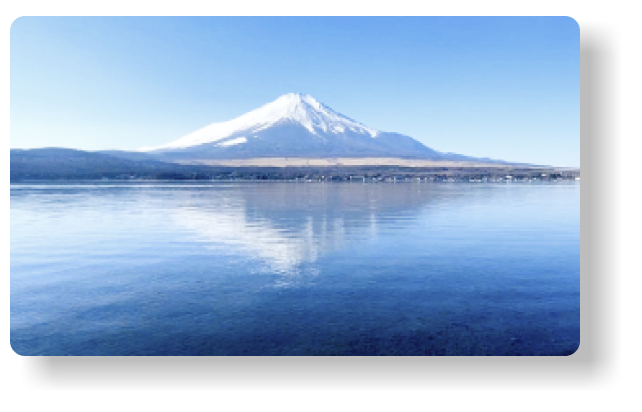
[218,137,248,147]
[138,93,491,162]
[140,93,378,151]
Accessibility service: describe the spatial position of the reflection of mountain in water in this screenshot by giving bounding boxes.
[173,183,468,278]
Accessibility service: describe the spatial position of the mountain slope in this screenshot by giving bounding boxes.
[140,93,491,162]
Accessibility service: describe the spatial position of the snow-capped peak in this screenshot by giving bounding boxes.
[140,93,379,151]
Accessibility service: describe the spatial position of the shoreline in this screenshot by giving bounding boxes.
[11,151,580,182]
[10,178,581,184]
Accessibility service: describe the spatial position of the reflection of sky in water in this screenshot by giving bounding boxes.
[167,183,580,287]
[175,204,326,277]
[10,182,580,355]
[169,183,458,282]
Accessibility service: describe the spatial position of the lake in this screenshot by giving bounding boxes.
[10,181,580,356]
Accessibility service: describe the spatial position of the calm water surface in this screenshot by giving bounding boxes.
[10,182,580,355]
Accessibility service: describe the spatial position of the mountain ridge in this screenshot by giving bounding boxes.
[139,93,504,164]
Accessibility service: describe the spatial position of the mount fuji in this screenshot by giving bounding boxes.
[138,93,499,164]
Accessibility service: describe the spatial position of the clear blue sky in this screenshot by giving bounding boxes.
[10,17,579,166]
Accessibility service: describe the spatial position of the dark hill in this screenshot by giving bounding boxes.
[10,148,203,181]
